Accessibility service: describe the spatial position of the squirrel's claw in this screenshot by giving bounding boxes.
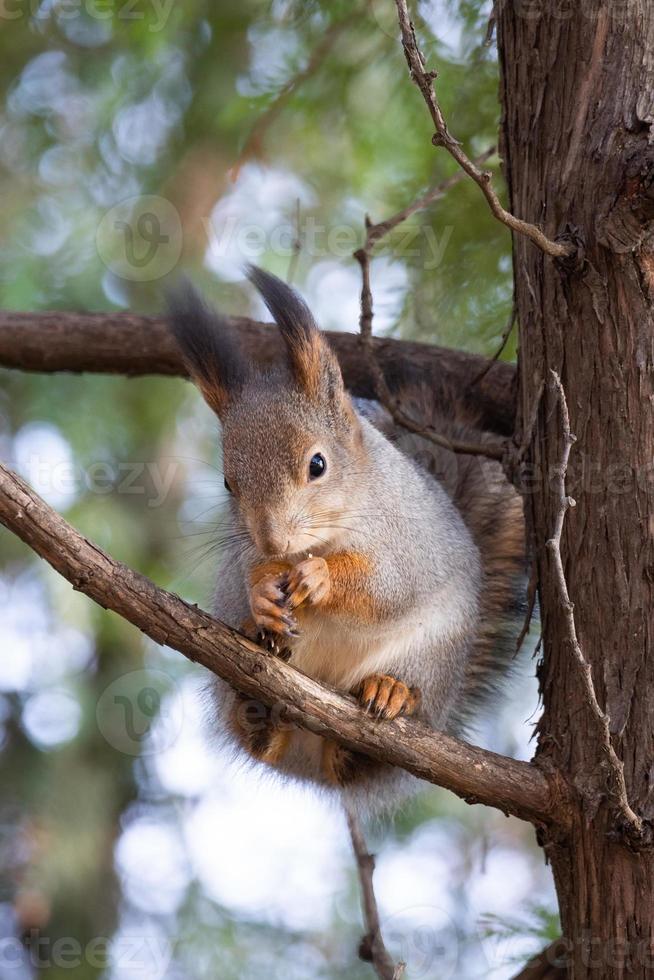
[256,630,293,662]
[250,573,300,639]
[355,675,421,721]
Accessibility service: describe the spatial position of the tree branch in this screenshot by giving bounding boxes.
[0,310,517,437]
[0,460,561,828]
[393,0,574,260]
[471,300,517,387]
[346,810,405,980]
[546,371,647,845]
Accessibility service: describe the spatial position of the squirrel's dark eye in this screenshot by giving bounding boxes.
[309,453,326,480]
[224,476,232,493]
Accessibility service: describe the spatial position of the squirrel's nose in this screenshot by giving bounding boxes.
[257,520,290,557]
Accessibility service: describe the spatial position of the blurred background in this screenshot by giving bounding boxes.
[0,1,556,977]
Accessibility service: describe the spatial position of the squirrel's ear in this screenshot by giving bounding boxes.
[167,279,249,419]
[247,265,349,413]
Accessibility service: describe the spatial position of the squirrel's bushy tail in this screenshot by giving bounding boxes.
[357,383,526,731]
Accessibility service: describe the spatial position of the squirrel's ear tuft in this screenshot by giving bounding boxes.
[167,279,248,418]
[247,265,349,415]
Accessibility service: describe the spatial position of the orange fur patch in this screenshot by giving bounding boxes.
[287,333,324,400]
[321,551,378,621]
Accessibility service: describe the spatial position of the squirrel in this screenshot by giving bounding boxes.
[168,266,525,816]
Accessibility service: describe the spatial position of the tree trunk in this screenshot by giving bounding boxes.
[497,2,654,977]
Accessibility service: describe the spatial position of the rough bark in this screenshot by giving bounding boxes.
[497,1,654,976]
[0,310,516,437]
[0,461,560,827]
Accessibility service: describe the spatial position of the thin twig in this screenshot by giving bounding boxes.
[472,300,517,387]
[502,377,545,491]
[346,809,405,980]
[516,560,538,654]
[484,3,497,48]
[287,198,302,284]
[546,371,646,843]
[394,0,574,260]
[515,379,545,468]
[353,161,507,463]
[364,148,495,250]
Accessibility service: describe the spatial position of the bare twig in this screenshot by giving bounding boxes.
[501,377,545,493]
[287,197,302,284]
[515,560,538,654]
[346,810,405,980]
[0,461,561,827]
[472,300,517,387]
[363,148,495,251]
[484,3,497,48]
[374,398,506,461]
[394,0,574,260]
[352,161,508,463]
[546,371,645,842]
[515,379,545,468]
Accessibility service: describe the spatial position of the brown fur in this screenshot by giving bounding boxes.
[391,390,527,727]
[227,692,293,766]
[321,739,382,787]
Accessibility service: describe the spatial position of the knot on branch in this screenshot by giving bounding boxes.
[554,224,585,273]
[608,813,654,853]
[358,934,375,963]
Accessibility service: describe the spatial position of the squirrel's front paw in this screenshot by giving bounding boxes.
[355,675,421,720]
[249,574,299,638]
[287,556,331,609]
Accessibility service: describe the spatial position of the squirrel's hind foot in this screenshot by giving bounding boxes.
[321,739,380,787]
[228,692,292,767]
[355,675,421,720]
